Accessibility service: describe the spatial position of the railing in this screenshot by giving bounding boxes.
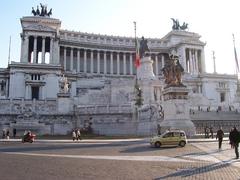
[0,99,57,115]
[75,104,132,114]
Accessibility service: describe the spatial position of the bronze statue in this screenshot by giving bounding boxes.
[171,18,188,31]
[162,54,185,87]
[31,4,52,17]
[139,36,150,58]
[32,7,36,16]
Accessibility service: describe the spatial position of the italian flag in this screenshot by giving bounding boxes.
[135,38,140,68]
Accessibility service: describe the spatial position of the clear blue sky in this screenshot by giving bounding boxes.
[1,0,240,74]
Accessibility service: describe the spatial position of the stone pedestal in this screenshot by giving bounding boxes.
[137,56,156,80]
[160,86,196,137]
[57,93,73,114]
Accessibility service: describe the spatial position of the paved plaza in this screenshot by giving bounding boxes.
[0,138,240,180]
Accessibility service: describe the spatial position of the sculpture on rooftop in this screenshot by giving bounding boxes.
[32,3,52,17]
[162,53,185,87]
[139,36,150,58]
[171,18,188,31]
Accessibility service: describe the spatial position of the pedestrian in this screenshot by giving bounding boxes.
[204,126,207,138]
[206,127,210,138]
[76,129,81,140]
[6,129,10,139]
[72,129,76,141]
[209,127,214,139]
[2,129,6,139]
[229,128,234,149]
[216,127,224,150]
[13,128,16,138]
[229,126,240,159]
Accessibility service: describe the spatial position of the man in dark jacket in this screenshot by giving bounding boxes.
[216,127,224,150]
[229,126,240,159]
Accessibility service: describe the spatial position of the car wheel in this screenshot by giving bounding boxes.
[179,141,186,147]
[155,141,161,148]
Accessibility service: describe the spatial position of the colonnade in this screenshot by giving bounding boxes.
[21,35,54,64]
[185,48,202,74]
[60,46,165,76]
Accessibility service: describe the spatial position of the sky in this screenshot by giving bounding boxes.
[1,0,240,74]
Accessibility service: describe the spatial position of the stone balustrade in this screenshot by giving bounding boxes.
[75,104,132,114]
[0,99,57,115]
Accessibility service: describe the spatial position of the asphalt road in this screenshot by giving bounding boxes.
[0,140,240,180]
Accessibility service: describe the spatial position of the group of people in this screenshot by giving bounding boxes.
[72,129,81,141]
[215,126,240,159]
[204,126,214,138]
[2,128,16,139]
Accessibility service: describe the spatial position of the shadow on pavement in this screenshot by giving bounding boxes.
[0,141,136,153]
[154,160,233,179]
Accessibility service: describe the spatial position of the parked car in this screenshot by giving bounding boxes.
[150,129,187,148]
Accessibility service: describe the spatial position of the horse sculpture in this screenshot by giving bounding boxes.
[171,18,188,31]
[31,4,53,17]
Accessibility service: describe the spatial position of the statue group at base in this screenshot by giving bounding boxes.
[162,54,185,88]
[160,53,196,137]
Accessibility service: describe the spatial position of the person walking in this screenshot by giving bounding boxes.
[13,128,16,138]
[229,128,234,149]
[76,129,81,141]
[6,129,10,139]
[216,127,224,150]
[229,126,240,159]
[72,129,76,141]
[210,127,214,139]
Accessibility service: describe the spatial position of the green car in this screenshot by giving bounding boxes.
[150,130,187,148]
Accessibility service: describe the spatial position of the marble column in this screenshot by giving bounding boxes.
[195,50,199,74]
[130,53,133,75]
[97,51,100,74]
[77,49,80,72]
[104,51,107,74]
[201,49,206,73]
[161,55,165,69]
[110,52,113,74]
[63,47,67,71]
[155,55,159,76]
[70,47,73,71]
[123,53,126,75]
[41,37,46,63]
[49,37,53,64]
[91,50,94,73]
[33,36,37,63]
[25,35,29,63]
[84,49,87,73]
[117,52,120,75]
[20,35,28,63]
[189,49,193,74]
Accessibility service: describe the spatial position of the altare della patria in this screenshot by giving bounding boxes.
[0,4,240,136]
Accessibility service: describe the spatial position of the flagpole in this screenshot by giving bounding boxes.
[133,22,143,107]
[8,36,11,65]
[232,34,239,75]
[133,21,138,80]
[212,51,216,74]
[232,34,240,95]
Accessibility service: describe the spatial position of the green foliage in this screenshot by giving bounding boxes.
[135,83,143,107]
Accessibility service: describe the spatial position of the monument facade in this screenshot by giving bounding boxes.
[0,5,238,135]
